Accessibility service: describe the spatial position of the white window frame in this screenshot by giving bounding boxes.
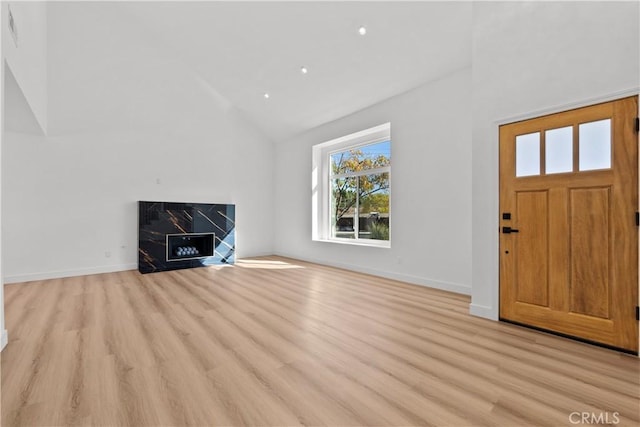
[312,122,391,248]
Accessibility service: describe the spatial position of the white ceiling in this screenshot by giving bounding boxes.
[115,1,472,142]
[7,2,471,140]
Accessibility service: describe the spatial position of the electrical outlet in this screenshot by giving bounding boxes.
[105,251,111,258]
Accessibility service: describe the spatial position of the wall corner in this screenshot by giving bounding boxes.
[469,302,498,320]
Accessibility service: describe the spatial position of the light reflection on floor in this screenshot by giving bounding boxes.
[234,259,305,270]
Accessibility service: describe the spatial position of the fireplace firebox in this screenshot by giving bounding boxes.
[166,233,214,261]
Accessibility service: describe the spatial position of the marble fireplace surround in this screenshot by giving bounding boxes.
[138,201,235,274]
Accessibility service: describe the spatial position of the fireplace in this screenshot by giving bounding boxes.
[138,201,235,274]
[166,233,214,261]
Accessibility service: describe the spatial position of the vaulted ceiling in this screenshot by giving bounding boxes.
[120,2,472,141]
[9,1,472,142]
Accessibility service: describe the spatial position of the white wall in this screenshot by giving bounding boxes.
[470,1,640,319]
[0,2,6,351]
[2,3,275,283]
[2,2,47,134]
[273,68,472,295]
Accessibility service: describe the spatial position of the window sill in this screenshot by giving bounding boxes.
[313,238,391,248]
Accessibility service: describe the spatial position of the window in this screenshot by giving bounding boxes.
[579,119,611,171]
[515,132,540,177]
[513,118,612,178]
[312,123,391,247]
[330,142,390,240]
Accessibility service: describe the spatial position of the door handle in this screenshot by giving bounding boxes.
[502,226,519,234]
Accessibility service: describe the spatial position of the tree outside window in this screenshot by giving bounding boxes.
[330,140,390,241]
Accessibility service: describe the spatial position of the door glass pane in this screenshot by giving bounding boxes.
[358,173,389,240]
[545,126,573,174]
[579,119,611,171]
[516,132,540,177]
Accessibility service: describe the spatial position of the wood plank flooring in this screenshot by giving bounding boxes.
[1,256,639,426]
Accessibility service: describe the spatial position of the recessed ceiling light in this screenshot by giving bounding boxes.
[301,66,308,74]
[264,93,270,99]
[358,26,367,36]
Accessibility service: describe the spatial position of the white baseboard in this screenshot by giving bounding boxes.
[237,251,275,259]
[3,263,138,284]
[2,255,271,284]
[1,329,7,351]
[273,251,471,296]
[469,302,498,320]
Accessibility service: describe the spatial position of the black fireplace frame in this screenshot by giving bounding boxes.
[138,201,235,274]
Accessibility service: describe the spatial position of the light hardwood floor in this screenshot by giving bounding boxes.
[1,256,639,426]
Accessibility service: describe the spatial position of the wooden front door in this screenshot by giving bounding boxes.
[499,96,639,353]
